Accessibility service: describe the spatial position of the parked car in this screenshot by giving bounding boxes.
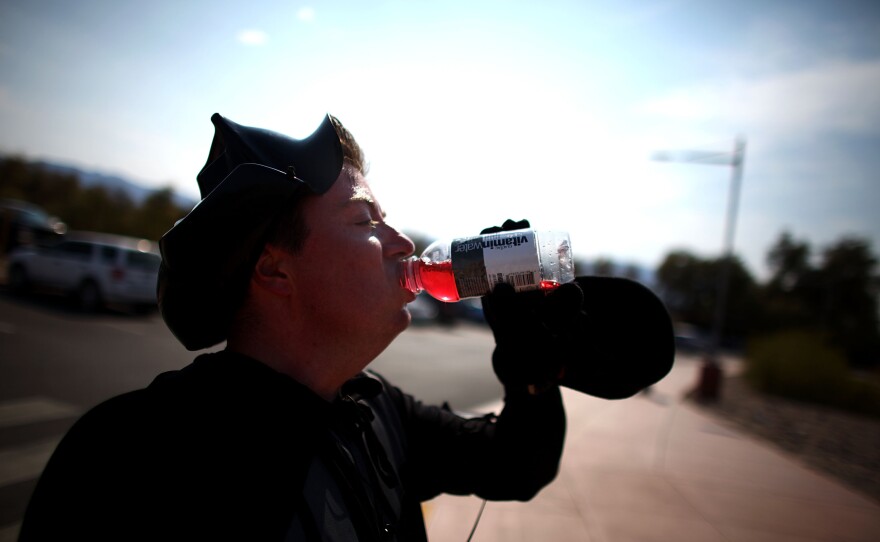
[0,199,66,254]
[7,231,161,312]
[407,292,486,326]
[673,322,709,354]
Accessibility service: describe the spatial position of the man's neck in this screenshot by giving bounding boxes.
[226,329,377,402]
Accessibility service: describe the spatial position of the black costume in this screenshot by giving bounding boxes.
[20,350,565,541]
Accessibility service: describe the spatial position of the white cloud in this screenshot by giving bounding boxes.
[629,50,880,276]
[236,29,268,46]
[634,8,880,144]
[634,58,880,143]
[297,7,316,23]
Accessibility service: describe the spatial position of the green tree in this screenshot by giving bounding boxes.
[63,186,135,234]
[0,157,30,198]
[759,232,817,331]
[817,237,880,367]
[757,232,880,368]
[131,187,187,240]
[767,231,811,293]
[656,250,758,341]
[622,263,641,281]
[572,257,591,277]
[0,156,191,241]
[1,157,80,214]
[592,257,616,276]
[656,251,713,326]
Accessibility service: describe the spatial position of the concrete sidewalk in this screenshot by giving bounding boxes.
[423,357,880,542]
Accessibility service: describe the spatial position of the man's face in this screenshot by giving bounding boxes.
[283,168,416,349]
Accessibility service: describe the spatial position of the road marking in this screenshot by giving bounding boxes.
[0,438,59,487]
[0,397,80,429]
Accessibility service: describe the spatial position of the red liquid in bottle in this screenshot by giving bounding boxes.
[415,261,562,302]
[540,280,561,291]
[418,261,460,302]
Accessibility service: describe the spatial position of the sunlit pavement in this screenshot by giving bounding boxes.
[423,356,880,542]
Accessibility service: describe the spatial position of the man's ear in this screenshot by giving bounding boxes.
[252,244,293,296]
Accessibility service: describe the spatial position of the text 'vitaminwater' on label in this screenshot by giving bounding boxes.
[450,230,541,298]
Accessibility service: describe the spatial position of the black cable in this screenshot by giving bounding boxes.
[465,499,487,542]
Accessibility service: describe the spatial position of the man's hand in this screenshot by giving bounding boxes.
[480,220,587,394]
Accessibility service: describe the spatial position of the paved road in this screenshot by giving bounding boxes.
[0,291,503,540]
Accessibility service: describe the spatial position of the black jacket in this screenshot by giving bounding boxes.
[20,350,565,541]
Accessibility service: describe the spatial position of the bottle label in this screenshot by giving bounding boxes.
[450,230,540,298]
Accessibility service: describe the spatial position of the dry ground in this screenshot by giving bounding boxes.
[695,375,880,504]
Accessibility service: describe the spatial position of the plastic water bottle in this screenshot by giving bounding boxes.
[400,229,575,302]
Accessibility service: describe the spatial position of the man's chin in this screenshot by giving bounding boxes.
[397,307,413,332]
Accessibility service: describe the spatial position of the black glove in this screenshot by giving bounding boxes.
[480,220,676,399]
[480,219,588,395]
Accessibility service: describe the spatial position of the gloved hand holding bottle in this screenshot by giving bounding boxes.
[477,219,588,395]
[401,219,676,399]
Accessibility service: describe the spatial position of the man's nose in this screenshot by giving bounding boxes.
[382,224,415,258]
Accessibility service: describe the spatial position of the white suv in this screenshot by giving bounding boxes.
[7,232,161,312]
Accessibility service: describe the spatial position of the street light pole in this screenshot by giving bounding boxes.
[653,136,747,401]
[708,137,746,360]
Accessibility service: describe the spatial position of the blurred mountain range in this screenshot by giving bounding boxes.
[22,156,197,210]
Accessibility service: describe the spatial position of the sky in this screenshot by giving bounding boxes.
[1,0,878,279]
